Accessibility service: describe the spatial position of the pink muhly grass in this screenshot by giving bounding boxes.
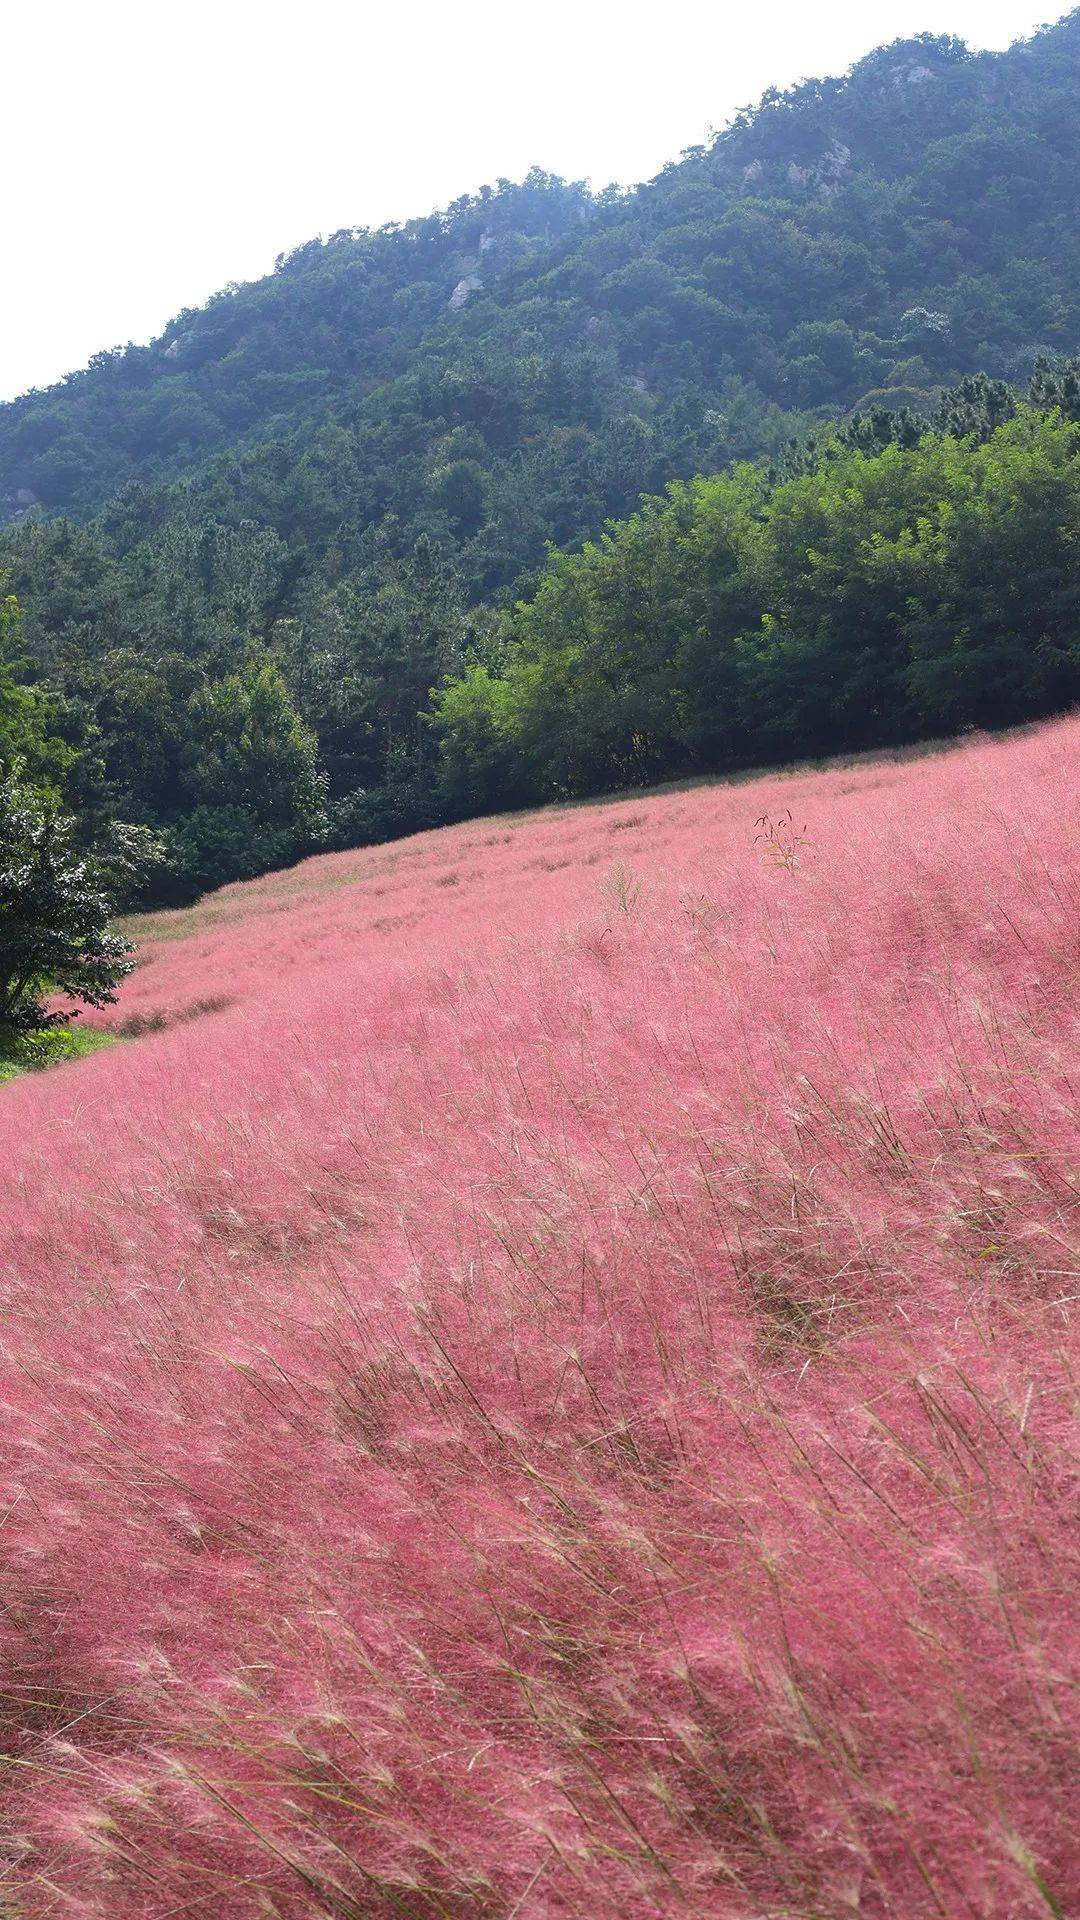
[0,720,1077,1916]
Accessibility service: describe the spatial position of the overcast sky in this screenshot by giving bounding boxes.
[2,0,1062,403]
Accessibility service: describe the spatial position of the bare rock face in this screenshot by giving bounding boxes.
[1,486,41,524]
[819,139,852,193]
[449,274,484,312]
[785,140,852,198]
[891,60,937,86]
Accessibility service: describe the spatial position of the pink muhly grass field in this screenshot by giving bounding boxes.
[0,722,1077,1917]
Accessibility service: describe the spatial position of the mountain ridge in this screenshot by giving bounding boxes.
[3,12,1079,527]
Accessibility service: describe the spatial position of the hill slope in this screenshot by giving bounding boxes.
[3,13,1080,535]
[0,718,1076,1915]
[3,12,1080,909]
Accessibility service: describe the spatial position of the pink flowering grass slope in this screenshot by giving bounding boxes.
[0,722,1077,1917]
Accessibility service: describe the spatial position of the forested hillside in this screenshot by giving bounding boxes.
[2,11,1080,901]
[5,13,1080,526]
[436,388,1080,811]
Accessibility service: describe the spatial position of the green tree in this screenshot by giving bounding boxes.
[0,767,158,1035]
[182,654,325,828]
[0,587,72,792]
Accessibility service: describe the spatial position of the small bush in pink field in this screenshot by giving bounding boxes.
[1,721,1077,1917]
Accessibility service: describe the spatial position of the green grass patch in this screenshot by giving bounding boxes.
[0,1024,116,1085]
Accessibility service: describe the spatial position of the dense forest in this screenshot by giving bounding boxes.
[2,11,1080,901]
[436,384,1080,810]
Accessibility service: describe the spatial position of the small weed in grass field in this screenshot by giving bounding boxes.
[755,806,810,871]
[599,857,644,915]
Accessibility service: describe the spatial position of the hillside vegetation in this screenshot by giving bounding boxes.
[437,398,1080,810]
[4,16,1080,525]
[0,717,1076,1915]
[1,13,1080,902]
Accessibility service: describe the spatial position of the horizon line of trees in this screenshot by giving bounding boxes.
[434,376,1080,813]
[1,366,1079,928]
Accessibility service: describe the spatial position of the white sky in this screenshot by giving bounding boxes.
[2,0,1062,402]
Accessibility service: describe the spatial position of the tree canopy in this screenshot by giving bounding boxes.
[436,403,1080,808]
[0,766,159,1036]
